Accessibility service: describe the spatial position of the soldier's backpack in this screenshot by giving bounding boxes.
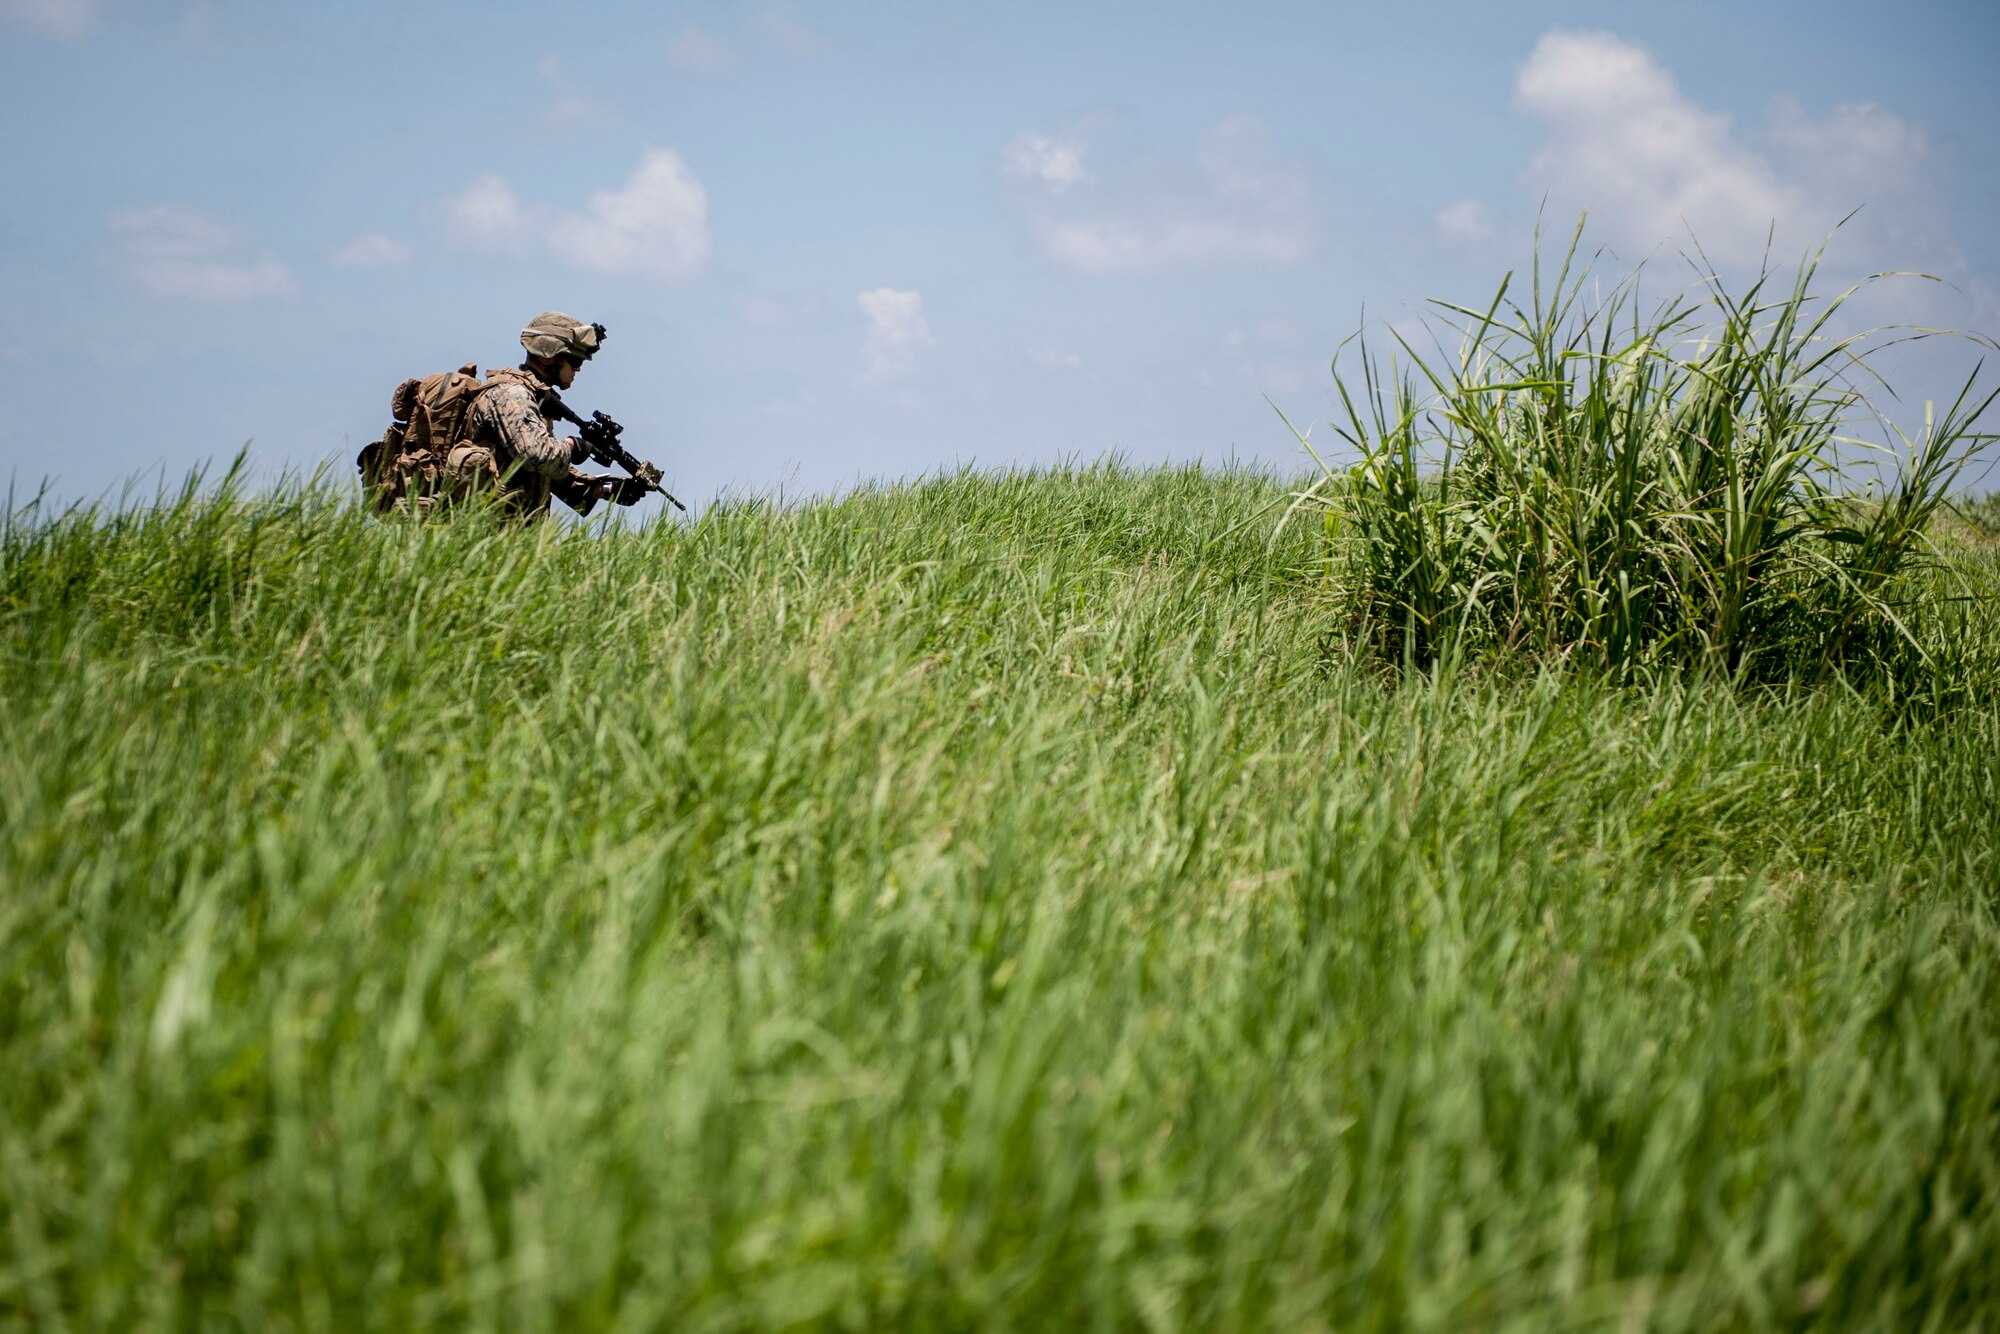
[355,362,488,513]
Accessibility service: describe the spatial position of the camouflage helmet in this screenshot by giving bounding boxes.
[520,311,606,362]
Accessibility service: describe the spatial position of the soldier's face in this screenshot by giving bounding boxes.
[552,356,582,390]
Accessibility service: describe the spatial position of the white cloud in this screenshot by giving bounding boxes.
[1513,28,1934,269]
[1436,198,1492,246]
[1022,115,1313,276]
[441,173,529,253]
[4,0,98,39]
[1767,96,1929,215]
[547,148,711,281]
[534,53,617,132]
[1027,347,1084,371]
[329,232,412,269]
[858,288,933,384]
[1004,133,1088,193]
[1042,218,1309,275]
[1239,360,1312,394]
[754,5,827,55]
[1212,319,1315,395]
[665,25,733,71]
[108,205,298,302]
[754,390,818,420]
[114,205,229,254]
[738,294,799,328]
[668,10,822,70]
[438,150,711,282]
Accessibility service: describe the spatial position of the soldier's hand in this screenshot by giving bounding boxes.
[606,475,653,506]
[567,435,591,464]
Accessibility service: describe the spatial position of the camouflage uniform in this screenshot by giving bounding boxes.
[363,311,640,520]
[448,365,606,518]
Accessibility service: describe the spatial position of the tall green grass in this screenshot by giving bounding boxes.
[1285,225,1996,688]
[2,463,1998,1329]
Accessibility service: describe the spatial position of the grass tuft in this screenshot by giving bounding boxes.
[1284,221,1997,691]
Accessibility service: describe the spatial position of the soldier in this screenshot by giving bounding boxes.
[445,311,652,518]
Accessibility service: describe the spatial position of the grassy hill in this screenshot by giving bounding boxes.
[3,464,1997,1330]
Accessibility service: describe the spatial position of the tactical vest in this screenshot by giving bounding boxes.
[473,365,548,411]
[444,368,556,520]
[357,364,550,514]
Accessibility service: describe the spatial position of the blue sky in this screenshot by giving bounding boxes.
[4,0,1997,515]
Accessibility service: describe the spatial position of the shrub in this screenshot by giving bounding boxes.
[1285,222,1996,683]
[1952,490,2000,538]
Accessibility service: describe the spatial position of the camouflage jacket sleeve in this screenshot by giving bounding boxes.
[466,381,575,480]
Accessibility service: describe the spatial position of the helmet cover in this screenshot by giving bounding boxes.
[520,311,605,361]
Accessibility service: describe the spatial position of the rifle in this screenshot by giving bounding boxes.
[539,391,688,512]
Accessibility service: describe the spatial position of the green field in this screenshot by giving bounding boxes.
[3,465,1998,1330]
